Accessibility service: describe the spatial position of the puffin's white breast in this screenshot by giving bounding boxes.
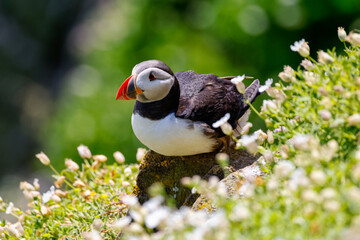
[131,113,217,156]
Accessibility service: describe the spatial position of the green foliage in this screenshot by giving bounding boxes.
[0,150,138,239]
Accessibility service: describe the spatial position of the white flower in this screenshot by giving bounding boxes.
[324,200,340,212]
[231,203,251,221]
[212,113,231,128]
[292,134,310,150]
[112,216,132,232]
[231,75,245,84]
[262,100,278,111]
[124,167,132,176]
[5,202,14,214]
[274,160,295,178]
[288,168,309,191]
[290,39,305,52]
[301,189,319,202]
[241,131,260,146]
[42,186,55,203]
[122,195,138,207]
[145,207,170,229]
[259,78,273,93]
[321,188,337,200]
[290,39,310,57]
[310,170,327,185]
[231,75,246,94]
[83,230,103,240]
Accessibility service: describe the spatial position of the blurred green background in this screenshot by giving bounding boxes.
[0,0,360,177]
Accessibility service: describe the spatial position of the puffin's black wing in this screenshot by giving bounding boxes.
[175,71,260,134]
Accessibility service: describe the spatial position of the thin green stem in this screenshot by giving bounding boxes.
[246,100,263,120]
[49,164,60,176]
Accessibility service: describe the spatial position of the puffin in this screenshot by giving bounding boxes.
[116,60,261,156]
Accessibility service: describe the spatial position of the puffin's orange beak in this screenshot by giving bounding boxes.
[116,74,142,100]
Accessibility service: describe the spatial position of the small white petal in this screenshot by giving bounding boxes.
[145,207,170,229]
[5,202,14,214]
[212,113,231,128]
[231,75,246,84]
[259,78,273,93]
[290,39,305,52]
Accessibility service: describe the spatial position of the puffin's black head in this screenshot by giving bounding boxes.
[116,60,175,103]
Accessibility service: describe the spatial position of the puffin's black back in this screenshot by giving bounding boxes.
[175,71,255,135]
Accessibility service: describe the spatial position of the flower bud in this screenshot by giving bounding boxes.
[263,150,274,163]
[324,200,340,212]
[231,75,246,94]
[36,152,50,166]
[220,122,233,135]
[278,65,296,82]
[319,109,332,121]
[348,113,360,126]
[318,50,334,64]
[310,170,327,185]
[136,148,147,162]
[77,144,92,159]
[20,181,35,191]
[346,31,360,46]
[267,130,274,144]
[51,194,61,203]
[93,155,107,163]
[255,129,267,145]
[122,181,130,187]
[301,59,314,70]
[298,41,310,57]
[262,100,278,112]
[338,27,347,42]
[73,179,86,188]
[40,205,51,216]
[274,160,295,178]
[113,151,125,164]
[240,122,252,135]
[65,158,80,171]
[320,97,333,109]
[92,219,103,232]
[304,71,316,85]
[54,176,66,188]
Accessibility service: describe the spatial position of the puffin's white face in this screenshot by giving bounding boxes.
[132,67,175,103]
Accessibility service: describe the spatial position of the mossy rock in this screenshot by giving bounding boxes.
[134,147,258,208]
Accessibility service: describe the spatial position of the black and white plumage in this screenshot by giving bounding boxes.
[116,60,261,156]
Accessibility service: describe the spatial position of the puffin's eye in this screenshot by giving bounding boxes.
[149,72,156,81]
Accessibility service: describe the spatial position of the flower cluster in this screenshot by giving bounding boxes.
[0,146,138,239]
